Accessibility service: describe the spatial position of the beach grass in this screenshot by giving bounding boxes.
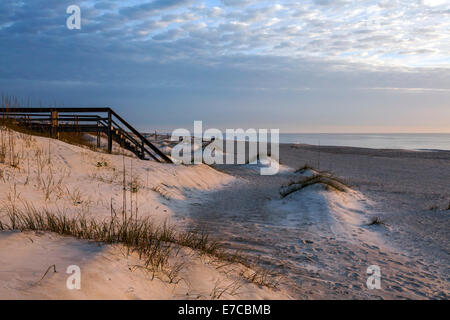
[0,203,221,279]
[280,171,350,198]
[367,216,387,226]
[294,164,315,173]
[0,203,280,289]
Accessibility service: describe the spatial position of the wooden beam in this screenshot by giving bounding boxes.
[107,110,112,154]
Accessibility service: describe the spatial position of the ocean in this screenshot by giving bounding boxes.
[152,131,450,151]
[278,133,450,151]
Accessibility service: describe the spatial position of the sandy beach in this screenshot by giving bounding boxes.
[184,143,450,299]
[0,128,448,300]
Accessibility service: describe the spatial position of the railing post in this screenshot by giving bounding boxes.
[97,119,101,148]
[107,110,112,154]
[74,115,78,140]
[51,110,59,138]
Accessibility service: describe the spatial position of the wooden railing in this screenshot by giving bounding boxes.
[0,107,173,163]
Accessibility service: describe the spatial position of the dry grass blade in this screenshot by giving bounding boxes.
[39,264,57,282]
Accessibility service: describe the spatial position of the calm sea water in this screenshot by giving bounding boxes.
[278,133,450,151]
[153,131,450,151]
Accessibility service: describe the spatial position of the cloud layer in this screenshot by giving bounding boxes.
[0,0,449,132]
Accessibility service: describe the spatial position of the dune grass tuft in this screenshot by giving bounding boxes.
[280,172,350,198]
[0,204,281,290]
[0,203,221,278]
[294,164,315,174]
[367,216,387,226]
[429,202,450,212]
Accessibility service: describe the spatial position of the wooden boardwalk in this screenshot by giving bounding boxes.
[0,107,173,163]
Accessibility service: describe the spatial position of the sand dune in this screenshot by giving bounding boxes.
[0,129,290,300]
[1,128,448,299]
[186,147,449,299]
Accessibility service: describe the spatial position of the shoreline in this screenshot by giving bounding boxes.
[284,142,450,152]
[282,143,450,160]
[147,133,450,153]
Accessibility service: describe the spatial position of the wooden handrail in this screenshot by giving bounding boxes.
[0,107,173,163]
[109,109,173,163]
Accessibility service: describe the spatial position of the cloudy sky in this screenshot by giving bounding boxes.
[1,0,449,132]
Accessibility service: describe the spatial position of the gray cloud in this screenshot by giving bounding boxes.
[119,0,193,19]
[0,0,449,132]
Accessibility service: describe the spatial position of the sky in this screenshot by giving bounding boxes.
[0,0,449,133]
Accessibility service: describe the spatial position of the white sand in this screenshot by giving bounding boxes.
[0,231,290,300]
[0,129,291,300]
[1,129,448,299]
[186,146,449,299]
